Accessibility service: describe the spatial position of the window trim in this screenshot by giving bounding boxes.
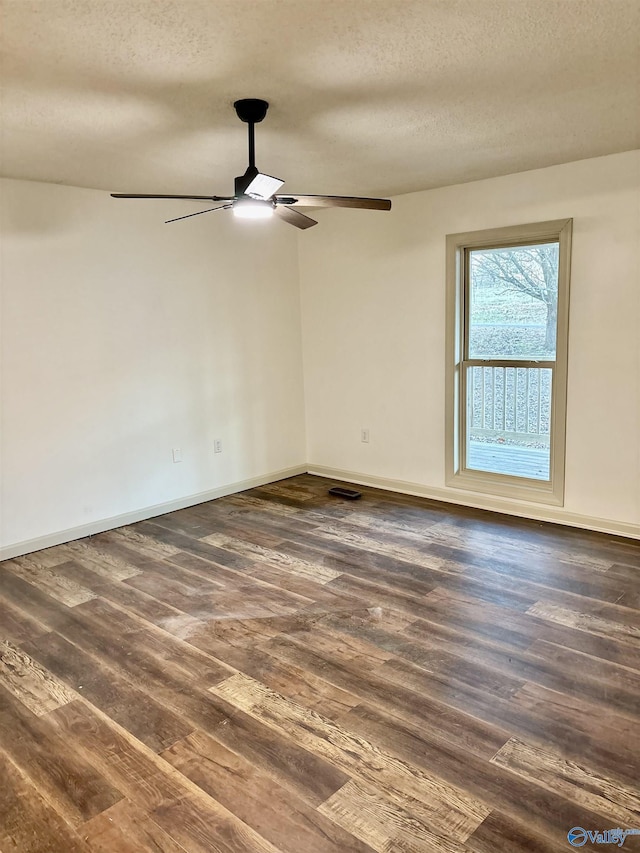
[445,219,572,506]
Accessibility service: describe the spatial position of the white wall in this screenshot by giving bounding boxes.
[3,152,639,553]
[299,151,640,534]
[1,178,306,552]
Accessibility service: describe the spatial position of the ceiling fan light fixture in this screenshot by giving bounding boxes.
[246,173,285,200]
[233,197,275,220]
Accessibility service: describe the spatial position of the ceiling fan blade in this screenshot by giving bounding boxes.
[165,205,229,224]
[275,206,318,230]
[277,194,391,211]
[111,194,234,201]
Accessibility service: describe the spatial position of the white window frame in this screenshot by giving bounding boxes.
[445,219,572,506]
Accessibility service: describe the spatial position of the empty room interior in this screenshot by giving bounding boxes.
[1,1,640,851]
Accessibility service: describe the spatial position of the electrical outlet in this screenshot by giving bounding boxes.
[172,448,182,463]
[361,428,370,443]
[214,439,223,454]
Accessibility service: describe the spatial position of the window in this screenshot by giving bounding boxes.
[446,219,572,505]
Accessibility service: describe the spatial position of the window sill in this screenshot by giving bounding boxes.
[446,469,564,507]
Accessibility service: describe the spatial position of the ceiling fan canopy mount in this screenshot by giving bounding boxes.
[111,99,391,229]
[233,98,269,124]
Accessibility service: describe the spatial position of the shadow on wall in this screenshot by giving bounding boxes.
[0,180,98,235]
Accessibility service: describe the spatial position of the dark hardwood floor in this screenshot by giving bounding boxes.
[1,474,639,852]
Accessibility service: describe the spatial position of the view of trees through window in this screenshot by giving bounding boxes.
[465,242,559,481]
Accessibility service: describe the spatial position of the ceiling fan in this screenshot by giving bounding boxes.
[111,99,392,229]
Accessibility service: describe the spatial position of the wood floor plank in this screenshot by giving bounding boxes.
[212,673,492,841]
[426,520,615,574]
[2,473,638,852]
[326,571,440,621]
[388,625,640,720]
[406,587,553,649]
[134,520,258,570]
[164,549,319,610]
[32,601,232,704]
[201,533,343,584]
[383,653,640,791]
[256,481,316,501]
[48,702,285,853]
[162,730,376,853]
[107,526,182,559]
[608,561,640,583]
[509,681,640,789]
[530,622,640,672]
[122,571,224,617]
[526,638,640,711]
[338,698,625,849]
[474,550,636,606]
[125,552,233,599]
[405,589,640,672]
[0,685,122,826]
[246,561,361,608]
[57,540,143,581]
[190,514,290,549]
[262,632,511,758]
[285,620,399,669]
[224,494,305,517]
[189,638,361,718]
[274,533,542,613]
[0,640,78,716]
[312,523,468,575]
[186,613,301,652]
[272,536,450,597]
[0,752,91,853]
[491,736,640,825]
[41,621,350,808]
[23,632,194,752]
[318,510,442,547]
[0,569,77,635]
[318,598,540,692]
[526,600,640,644]
[318,778,472,853]
[4,556,96,606]
[4,546,70,569]
[99,538,302,639]
[150,795,282,853]
[53,559,195,630]
[0,599,49,645]
[145,505,230,538]
[290,613,526,702]
[47,700,198,811]
[187,500,337,559]
[466,811,561,853]
[81,799,188,853]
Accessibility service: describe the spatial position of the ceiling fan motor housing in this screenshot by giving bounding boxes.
[235,165,259,196]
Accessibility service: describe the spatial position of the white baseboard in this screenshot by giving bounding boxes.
[3,461,638,560]
[307,465,640,541]
[0,464,307,561]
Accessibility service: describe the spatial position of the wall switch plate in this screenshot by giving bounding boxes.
[361,428,370,443]
[172,448,182,463]
[214,440,222,454]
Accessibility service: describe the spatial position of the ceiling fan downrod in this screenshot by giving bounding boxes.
[233,99,269,193]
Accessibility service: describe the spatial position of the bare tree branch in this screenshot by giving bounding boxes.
[471,244,559,350]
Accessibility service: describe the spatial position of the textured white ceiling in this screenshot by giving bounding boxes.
[1,0,639,198]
